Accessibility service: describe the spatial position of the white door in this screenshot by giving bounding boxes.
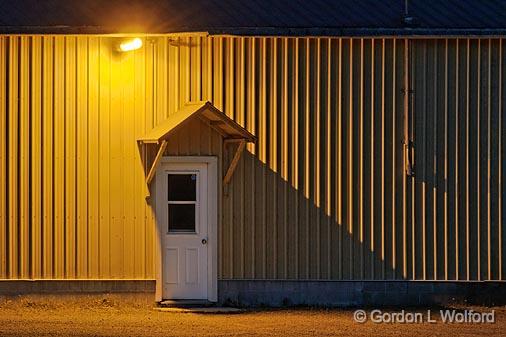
[156,163,208,300]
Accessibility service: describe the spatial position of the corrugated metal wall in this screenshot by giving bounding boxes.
[0,35,504,281]
[410,39,505,280]
[209,37,408,280]
[0,36,156,279]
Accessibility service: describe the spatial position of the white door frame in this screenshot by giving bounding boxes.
[153,156,218,302]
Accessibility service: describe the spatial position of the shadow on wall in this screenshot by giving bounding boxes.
[220,150,404,282]
[219,150,506,307]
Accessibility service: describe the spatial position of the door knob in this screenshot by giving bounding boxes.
[201,238,207,245]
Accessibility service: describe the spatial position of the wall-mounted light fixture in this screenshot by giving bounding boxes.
[118,38,143,52]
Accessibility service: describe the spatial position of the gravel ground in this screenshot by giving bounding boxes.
[0,299,504,337]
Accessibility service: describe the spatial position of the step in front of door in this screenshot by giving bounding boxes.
[158,299,215,308]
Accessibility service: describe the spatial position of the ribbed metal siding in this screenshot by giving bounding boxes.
[0,36,156,279]
[0,35,504,282]
[410,39,505,280]
[188,36,505,281]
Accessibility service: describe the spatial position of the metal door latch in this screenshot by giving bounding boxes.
[404,140,415,177]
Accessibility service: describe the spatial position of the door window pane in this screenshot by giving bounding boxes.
[168,174,196,201]
[168,204,196,232]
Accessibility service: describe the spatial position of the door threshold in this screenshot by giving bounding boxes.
[158,299,215,308]
[155,306,245,314]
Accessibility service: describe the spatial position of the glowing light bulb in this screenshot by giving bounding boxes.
[118,38,143,52]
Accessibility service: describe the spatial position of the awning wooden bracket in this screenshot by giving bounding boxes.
[146,140,168,186]
[223,139,246,186]
[138,139,167,198]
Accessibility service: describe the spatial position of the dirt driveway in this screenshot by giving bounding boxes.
[0,299,504,337]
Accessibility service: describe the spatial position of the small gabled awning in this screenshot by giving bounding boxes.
[138,101,256,195]
[137,101,256,144]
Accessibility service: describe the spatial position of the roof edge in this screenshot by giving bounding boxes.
[2,26,506,37]
[0,26,209,36]
[207,27,506,37]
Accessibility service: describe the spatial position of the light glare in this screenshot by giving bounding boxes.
[119,38,142,52]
